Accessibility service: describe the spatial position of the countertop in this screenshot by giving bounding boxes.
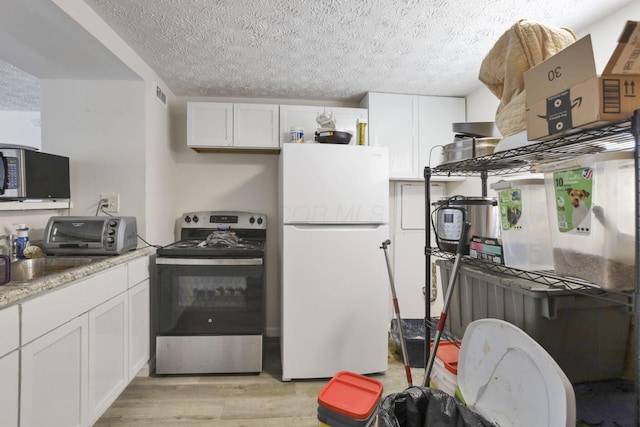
[0,247,155,310]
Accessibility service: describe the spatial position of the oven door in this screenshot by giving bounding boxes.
[156,257,264,335]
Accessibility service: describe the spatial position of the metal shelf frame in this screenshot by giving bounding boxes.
[424,111,640,423]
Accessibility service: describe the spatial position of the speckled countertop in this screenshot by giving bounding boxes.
[0,247,156,309]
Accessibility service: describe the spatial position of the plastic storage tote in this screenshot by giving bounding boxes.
[437,259,631,383]
[428,341,460,397]
[490,176,553,270]
[537,151,635,290]
[317,371,383,427]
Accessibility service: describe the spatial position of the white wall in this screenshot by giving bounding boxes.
[40,79,146,226]
[51,0,176,247]
[144,80,174,246]
[577,2,640,70]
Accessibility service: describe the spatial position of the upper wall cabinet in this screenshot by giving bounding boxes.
[279,105,368,146]
[361,92,465,180]
[187,102,280,152]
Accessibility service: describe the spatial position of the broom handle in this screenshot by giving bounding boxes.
[381,240,413,386]
[423,221,470,387]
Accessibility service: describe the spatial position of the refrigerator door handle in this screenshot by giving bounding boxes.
[285,223,387,230]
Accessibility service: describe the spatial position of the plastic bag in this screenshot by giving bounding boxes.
[377,386,494,427]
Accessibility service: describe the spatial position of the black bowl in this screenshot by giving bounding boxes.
[314,130,352,144]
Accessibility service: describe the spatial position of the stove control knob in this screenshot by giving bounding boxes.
[192,215,199,223]
[109,219,118,228]
[257,217,263,225]
[249,216,255,224]
[107,228,116,235]
[106,237,115,244]
[185,216,191,223]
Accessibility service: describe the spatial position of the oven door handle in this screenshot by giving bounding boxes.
[155,258,263,266]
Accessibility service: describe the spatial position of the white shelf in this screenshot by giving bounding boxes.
[0,200,71,211]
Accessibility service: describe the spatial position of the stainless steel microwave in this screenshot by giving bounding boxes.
[43,216,137,255]
[0,148,70,200]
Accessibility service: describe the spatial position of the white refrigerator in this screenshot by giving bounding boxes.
[279,143,390,381]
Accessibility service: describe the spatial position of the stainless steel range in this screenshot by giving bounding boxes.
[155,211,266,374]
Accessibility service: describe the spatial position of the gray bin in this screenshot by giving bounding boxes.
[437,259,631,383]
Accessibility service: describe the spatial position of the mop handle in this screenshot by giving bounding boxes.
[381,240,413,386]
[423,222,470,387]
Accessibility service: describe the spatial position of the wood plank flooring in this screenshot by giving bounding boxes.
[95,337,424,426]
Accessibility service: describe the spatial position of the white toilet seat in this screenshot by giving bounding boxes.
[458,318,576,427]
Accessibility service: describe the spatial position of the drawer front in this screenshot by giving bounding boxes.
[0,305,19,356]
[22,265,127,344]
[128,256,150,288]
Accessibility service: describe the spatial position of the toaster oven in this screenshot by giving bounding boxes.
[43,216,137,255]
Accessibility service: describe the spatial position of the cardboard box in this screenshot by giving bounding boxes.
[525,21,640,141]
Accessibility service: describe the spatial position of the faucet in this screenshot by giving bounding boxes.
[0,234,17,261]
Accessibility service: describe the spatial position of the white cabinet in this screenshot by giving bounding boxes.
[88,292,128,425]
[21,314,89,427]
[17,255,151,427]
[363,93,418,179]
[128,279,150,380]
[233,103,280,148]
[0,305,19,427]
[21,265,127,344]
[187,102,232,147]
[361,92,465,180]
[0,351,19,427]
[279,105,368,145]
[127,256,150,380]
[0,304,19,358]
[187,102,279,150]
[418,96,466,171]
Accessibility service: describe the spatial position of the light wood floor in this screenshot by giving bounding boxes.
[95,337,424,426]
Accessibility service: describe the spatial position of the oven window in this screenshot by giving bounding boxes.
[50,220,103,242]
[156,262,264,335]
[178,276,248,309]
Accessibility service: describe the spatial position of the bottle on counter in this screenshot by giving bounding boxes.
[16,224,29,259]
[357,119,367,146]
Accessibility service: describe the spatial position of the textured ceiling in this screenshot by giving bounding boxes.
[0,0,636,111]
[0,60,40,111]
[82,0,636,103]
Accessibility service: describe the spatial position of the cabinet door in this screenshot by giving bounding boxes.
[418,96,466,169]
[0,350,19,427]
[187,102,233,148]
[0,305,19,356]
[326,107,368,145]
[88,292,128,425]
[279,105,324,145]
[233,103,280,148]
[128,255,150,288]
[128,279,150,380]
[21,314,89,427]
[365,93,419,179]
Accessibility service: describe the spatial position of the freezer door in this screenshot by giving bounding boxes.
[281,144,389,224]
[280,224,390,380]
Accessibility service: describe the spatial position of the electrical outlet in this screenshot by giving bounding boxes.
[100,194,120,213]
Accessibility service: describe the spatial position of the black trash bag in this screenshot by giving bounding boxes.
[377,386,495,427]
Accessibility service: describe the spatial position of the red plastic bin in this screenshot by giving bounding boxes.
[317,371,383,426]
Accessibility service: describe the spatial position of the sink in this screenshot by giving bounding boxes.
[9,257,96,282]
